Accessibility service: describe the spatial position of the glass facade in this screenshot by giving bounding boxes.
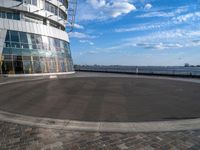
[1,30,74,74]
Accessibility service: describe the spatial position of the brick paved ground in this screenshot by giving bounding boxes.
[1,121,200,150]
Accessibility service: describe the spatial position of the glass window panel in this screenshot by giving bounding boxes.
[35,35,43,49]
[30,34,37,49]
[12,48,22,56]
[42,36,49,50]
[12,42,20,48]
[27,33,33,49]
[10,31,19,42]
[19,32,28,43]
[13,13,20,20]
[3,55,12,61]
[14,59,24,74]
[10,31,20,48]
[1,12,6,18]
[23,61,32,74]
[30,34,36,44]
[45,2,57,15]
[59,9,67,20]
[2,61,14,74]
[49,38,55,51]
[19,32,29,48]
[24,0,31,4]
[33,61,41,73]
[22,49,31,56]
[5,42,11,48]
[5,31,10,41]
[33,56,39,61]
[60,40,65,49]
[7,12,13,19]
[32,0,37,6]
[2,48,12,54]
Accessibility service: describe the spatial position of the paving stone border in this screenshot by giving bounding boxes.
[1,120,200,150]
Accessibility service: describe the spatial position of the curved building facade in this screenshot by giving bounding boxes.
[0,0,74,75]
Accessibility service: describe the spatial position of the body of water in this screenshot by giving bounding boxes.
[75,65,200,76]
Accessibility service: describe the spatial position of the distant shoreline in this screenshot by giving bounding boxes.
[74,65,200,78]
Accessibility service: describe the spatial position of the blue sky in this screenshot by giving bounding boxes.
[69,0,200,66]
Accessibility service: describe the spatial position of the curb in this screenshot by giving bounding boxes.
[0,110,200,133]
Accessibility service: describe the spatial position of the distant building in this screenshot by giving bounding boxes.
[0,0,74,75]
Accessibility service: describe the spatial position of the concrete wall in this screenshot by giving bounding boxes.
[0,0,67,27]
[0,19,69,42]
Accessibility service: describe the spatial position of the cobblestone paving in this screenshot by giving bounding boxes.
[1,121,200,150]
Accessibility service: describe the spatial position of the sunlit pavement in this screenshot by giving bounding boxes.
[1,72,200,149]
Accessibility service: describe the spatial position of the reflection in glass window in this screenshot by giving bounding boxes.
[19,32,29,48]
[45,2,57,15]
[2,61,14,74]
[2,30,74,74]
[42,36,49,50]
[0,11,20,20]
[5,31,11,47]
[10,31,20,48]
[7,12,13,19]
[30,34,37,49]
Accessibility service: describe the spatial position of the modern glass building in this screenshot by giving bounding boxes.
[0,0,74,75]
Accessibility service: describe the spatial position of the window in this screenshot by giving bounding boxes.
[13,13,20,20]
[5,31,11,48]
[45,2,58,15]
[7,12,12,19]
[2,30,73,74]
[19,32,29,48]
[45,1,67,20]
[0,11,20,20]
[1,12,6,18]
[32,0,37,6]
[10,31,20,48]
[30,34,37,49]
[24,0,37,6]
[59,9,67,20]
[35,35,43,49]
[5,31,10,42]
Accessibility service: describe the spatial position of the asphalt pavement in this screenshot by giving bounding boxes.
[0,73,200,122]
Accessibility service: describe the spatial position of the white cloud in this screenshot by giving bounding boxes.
[115,22,165,32]
[116,9,200,33]
[106,1,136,18]
[87,0,106,9]
[136,43,183,50]
[130,29,200,49]
[69,32,96,39]
[144,3,152,10]
[69,32,88,39]
[172,12,200,24]
[137,11,175,18]
[137,6,188,18]
[105,28,200,51]
[77,0,136,21]
[74,23,84,29]
[79,50,98,56]
[79,40,94,45]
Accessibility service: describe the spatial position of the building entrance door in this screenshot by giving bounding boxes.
[13,56,23,74]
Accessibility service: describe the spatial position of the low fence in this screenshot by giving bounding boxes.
[74,66,200,78]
